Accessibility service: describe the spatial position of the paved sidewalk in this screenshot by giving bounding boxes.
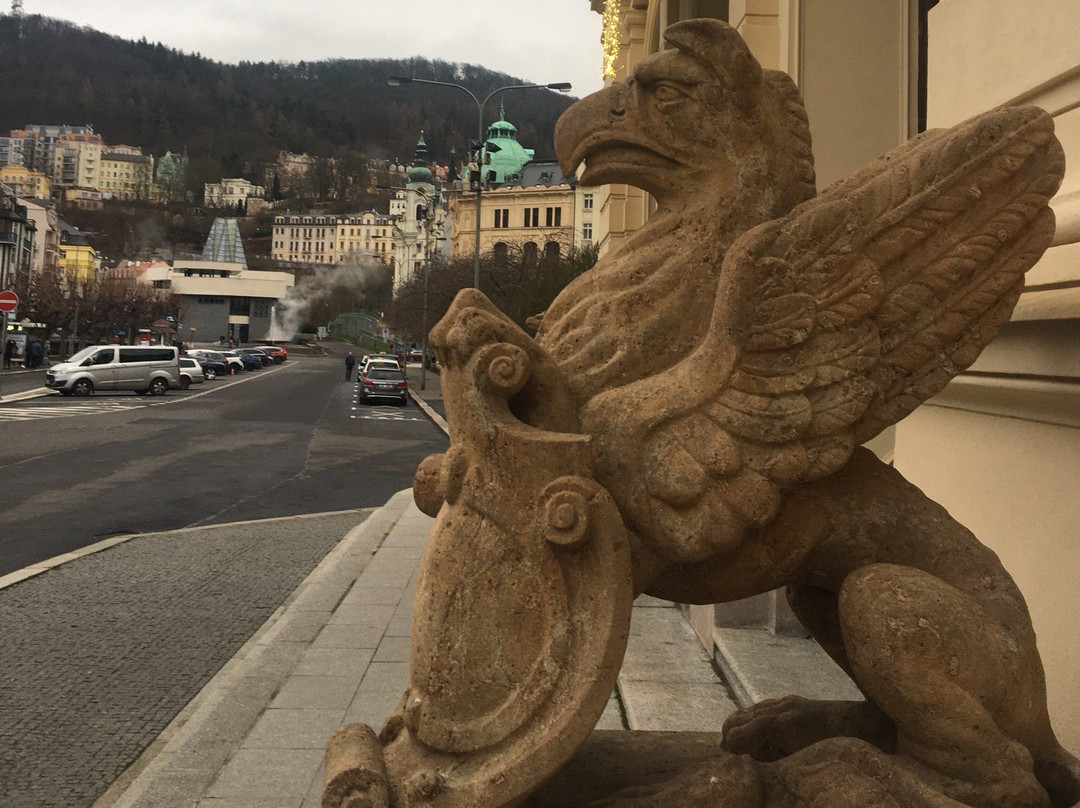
[92,492,741,808]
[86,359,855,808]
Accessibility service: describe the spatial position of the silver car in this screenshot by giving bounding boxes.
[45,345,181,397]
[359,366,409,405]
[178,356,206,389]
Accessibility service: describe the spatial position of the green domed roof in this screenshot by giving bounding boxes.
[408,133,433,185]
[483,104,534,185]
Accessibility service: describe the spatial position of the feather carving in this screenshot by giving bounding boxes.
[571,105,1064,565]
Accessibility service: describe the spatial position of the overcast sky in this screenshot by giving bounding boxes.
[26,0,607,98]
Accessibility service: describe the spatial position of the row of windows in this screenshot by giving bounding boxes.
[495,206,563,229]
[277,226,390,238]
[86,347,177,365]
[491,241,562,262]
[274,240,390,253]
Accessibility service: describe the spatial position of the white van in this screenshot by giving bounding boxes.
[45,345,181,397]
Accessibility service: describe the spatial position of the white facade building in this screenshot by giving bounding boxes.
[204,178,266,210]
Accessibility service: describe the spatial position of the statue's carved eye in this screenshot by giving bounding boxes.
[652,82,691,114]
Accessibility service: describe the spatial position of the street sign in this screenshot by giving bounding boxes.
[0,290,18,313]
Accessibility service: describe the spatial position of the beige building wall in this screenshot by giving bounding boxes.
[588,0,651,258]
[337,213,395,268]
[893,0,1080,754]
[100,153,153,201]
[448,184,576,260]
[54,136,102,189]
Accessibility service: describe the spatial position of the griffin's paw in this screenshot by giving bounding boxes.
[722,697,894,762]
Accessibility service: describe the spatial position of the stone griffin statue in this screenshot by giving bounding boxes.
[323,19,1077,808]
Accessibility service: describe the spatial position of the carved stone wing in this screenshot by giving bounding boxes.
[580,105,1065,568]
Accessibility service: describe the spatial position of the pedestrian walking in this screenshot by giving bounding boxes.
[344,351,356,381]
[3,339,15,369]
[26,340,42,368]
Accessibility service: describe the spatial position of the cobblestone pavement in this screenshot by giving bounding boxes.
[0,510,369,808]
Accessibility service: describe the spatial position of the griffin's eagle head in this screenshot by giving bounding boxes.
[556,18,815,211]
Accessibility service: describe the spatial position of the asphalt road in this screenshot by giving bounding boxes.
[0,347,449,808]
[0,351,449,576]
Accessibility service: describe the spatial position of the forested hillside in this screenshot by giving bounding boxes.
[0,14,576,180]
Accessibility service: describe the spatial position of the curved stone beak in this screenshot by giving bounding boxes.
[555,84,625,180]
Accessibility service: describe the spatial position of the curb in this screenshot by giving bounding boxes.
[90,490,416,808]
[408,387,448,436]
[0,387,53,402]
[0,508,376,592]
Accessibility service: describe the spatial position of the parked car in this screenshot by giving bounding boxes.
[178,356,206,389]
[236,347,273,367]
[194,355,228,380]
[189,349,244,374]
[361,355,402,377]
[255,345,288,364]
[45,345,180,397]
[359,366,409,405]
[221,349,263,371]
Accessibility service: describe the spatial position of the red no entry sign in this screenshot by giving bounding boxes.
[0,290,18,313]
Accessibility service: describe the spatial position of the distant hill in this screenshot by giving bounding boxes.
[0,14,576,182]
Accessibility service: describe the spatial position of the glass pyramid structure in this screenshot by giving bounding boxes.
[201,218,248,268]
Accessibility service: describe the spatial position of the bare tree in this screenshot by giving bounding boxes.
[388,242,598,346]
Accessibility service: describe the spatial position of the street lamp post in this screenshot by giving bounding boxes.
[387,76,571,291]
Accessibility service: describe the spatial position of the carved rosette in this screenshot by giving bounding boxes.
[383,290,635,808]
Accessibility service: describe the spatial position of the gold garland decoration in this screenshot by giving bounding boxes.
[601,0,621,80]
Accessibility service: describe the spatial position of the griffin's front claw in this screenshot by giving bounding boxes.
[323,723,390,808]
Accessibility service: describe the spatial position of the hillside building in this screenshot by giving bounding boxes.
[57,222,101,284]
[100,146,154,201]
[61,188,104,211]
[0,130,44,173]
[13,125,95,177]
[20,198,60,279]
[0,185,35,293]
[267,151,317,197]
[271,211,397,268]
[204,178,266,211]
[0,165,51,199]
[52,132,102,190]
[155,150,188,203]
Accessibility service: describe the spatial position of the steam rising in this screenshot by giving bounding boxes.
[268,258,387,341]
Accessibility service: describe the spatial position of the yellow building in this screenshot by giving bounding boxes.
[450,171,576,262]
[447,106,578,264]
[100,147,154,201]
[271,211,396,266]
[590,0,1079,753]
[0,165,50,198]
[335,211,396,266]
[58,242,102,284]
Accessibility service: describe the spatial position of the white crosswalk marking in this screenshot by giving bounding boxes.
[350,405,424,421]
[0,401,145,421]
